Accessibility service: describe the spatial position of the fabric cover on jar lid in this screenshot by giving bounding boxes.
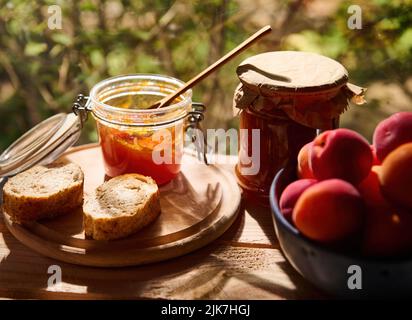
[233,51,366,129]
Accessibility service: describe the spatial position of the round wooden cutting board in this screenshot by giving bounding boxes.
[2,144,241,267]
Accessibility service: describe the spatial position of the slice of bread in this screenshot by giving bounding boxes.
[83,174,161,240]
[2,162,84,223]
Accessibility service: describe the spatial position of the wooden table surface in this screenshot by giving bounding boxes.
[0,146,324,300]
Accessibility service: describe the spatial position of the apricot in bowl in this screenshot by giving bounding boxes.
[373,112,412,163]
[380,142,412,209]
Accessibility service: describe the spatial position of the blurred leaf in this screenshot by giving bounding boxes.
[133,30,152,41]
[134,51,161,73]
[284,32,323,54]
[90,49,105,68]
[107,48,130,75]
[51,33,73,46]
[50,44,63,57]
[80,0,98,11]
[378,18,400,31]
[24,42,47,56]
[394,28,412,57]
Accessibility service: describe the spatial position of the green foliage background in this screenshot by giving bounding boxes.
[0,0,411,152]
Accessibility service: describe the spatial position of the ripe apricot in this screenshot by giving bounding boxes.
[293,179,365,243]
[373,112,412,162]
[297,142,315,179]
[279,179,317,223]
[380,142,412,209]
[310,129,373,185]
[357,166,388,209]
[362,207,412,257]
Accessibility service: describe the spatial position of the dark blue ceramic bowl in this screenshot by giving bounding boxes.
[269,168,412,298]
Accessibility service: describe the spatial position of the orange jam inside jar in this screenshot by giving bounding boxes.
[89,74,192,185]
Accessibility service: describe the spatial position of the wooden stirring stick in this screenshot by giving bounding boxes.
[149,25,272,109]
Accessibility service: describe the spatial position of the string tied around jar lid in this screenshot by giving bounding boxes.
[233,51,366,130]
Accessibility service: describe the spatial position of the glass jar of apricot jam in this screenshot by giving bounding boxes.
[233,51,365,205]
[88,74,192,185]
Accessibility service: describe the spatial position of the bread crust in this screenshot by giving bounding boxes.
[2,162,84,223]
[83,174,161,240]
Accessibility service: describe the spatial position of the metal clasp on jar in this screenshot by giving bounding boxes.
[72,94,91,128]
[186,102,209,165]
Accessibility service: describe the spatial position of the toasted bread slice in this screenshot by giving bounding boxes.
[2,162,84,223]
[83,174,161,240]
